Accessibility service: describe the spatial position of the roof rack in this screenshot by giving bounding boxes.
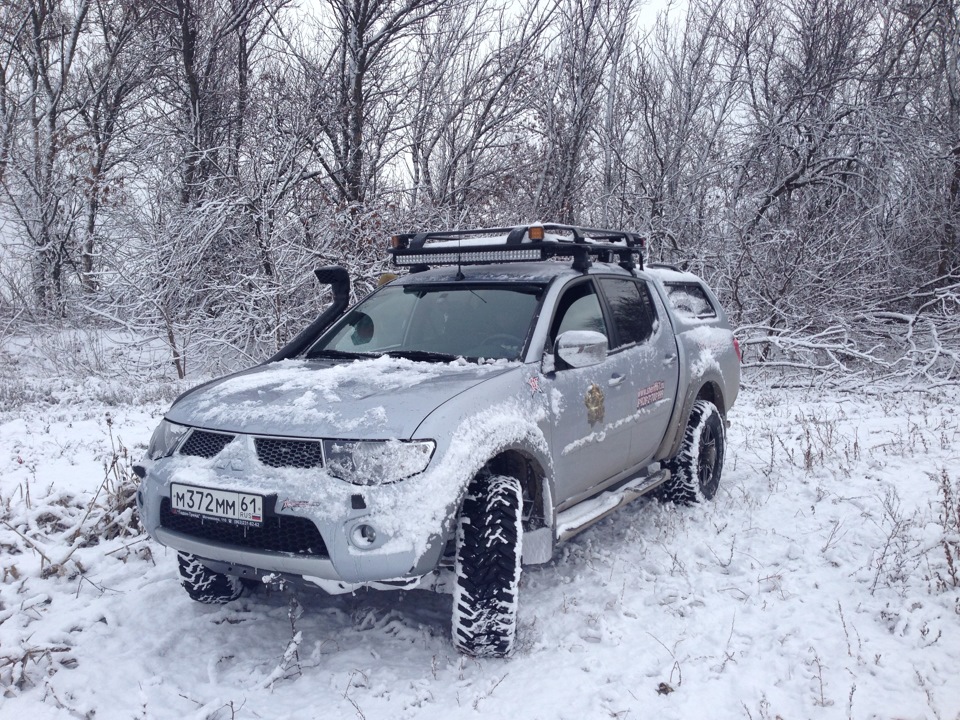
[388,223,644,273]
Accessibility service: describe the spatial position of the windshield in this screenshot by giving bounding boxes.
[306,284,544,362]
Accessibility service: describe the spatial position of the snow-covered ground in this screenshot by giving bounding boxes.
[2,374,959,719]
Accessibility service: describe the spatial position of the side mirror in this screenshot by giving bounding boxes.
[555,330,608,368]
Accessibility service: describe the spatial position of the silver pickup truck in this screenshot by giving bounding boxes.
[135,224,740,658]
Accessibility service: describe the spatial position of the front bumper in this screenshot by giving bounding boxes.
[137,457,448,588]
[153,527,441,593]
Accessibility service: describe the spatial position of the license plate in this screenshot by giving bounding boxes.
[171,483,263,526]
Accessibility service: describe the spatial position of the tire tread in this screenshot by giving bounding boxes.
[663,399,725,504]
[177,552,243,604]
[452,475,522,658]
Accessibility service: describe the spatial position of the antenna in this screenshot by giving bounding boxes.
[455,234,465,280]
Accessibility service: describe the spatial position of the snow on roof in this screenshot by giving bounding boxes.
[645,264,704,283]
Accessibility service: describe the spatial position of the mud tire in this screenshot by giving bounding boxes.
[664,400,725,504]
[177,552,243,604]
[452,474,523,658]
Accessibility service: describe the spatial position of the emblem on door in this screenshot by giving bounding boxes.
[584,383,605,425]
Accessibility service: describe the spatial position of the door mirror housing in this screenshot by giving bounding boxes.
[555,330,608,368]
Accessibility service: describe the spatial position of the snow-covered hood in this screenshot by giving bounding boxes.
[166,356,516,439]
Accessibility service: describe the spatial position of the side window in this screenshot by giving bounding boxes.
[549,281,608,345]
[599,278,657,348]
[664,282,717,319]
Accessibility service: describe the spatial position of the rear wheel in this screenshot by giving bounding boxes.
[452,474,523,658]
[663,400,725,504]
[177,552,243,604]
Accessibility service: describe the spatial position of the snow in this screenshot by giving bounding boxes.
[684,325,733,380]
[374,400,549,557]
[646,266,702,284]
[187,357,506,429]
[3,380,960,719]
[561,399,669,456]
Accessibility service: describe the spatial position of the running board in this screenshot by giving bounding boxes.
[555,469,670,544]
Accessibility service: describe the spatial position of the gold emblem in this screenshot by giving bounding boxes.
[584,383,605,425]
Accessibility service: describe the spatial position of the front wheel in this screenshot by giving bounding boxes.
[177,552,243,604]
[452,474,523,658]
[663,400,726,504]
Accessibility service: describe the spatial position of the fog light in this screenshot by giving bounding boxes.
[351,524,377,548]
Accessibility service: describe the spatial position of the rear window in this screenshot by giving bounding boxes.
[598,278,657,348]
[664,282,717,319]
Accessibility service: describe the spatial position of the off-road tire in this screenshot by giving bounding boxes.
[452,474,523,658]
[663,400,725,504]
[177,552,243,604]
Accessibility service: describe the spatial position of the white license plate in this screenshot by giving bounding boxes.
[171,483,263,526]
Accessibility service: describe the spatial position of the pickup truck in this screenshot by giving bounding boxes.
[135,223,740,658]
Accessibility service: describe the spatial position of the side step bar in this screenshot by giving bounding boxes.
[555,468,671,544]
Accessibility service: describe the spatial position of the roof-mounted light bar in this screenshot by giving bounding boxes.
[388,223,645,273]
[393,248,543,266]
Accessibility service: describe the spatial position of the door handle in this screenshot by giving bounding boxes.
[608,373,625,387]
[663,353,677,366]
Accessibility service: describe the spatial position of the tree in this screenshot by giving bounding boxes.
[612,0,736,257]
[74,0,146,292]
[405,0,551,224]
[0,0,90,315]
[298,0,452,209]
[532,0,632,224]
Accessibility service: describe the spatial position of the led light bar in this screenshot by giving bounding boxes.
[393,248,542,266]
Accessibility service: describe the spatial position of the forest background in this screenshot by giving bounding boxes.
[0,0,958,385]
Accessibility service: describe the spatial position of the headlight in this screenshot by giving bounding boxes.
[147,420,189,460]
[323,439,435,485]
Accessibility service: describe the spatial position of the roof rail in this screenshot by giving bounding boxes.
[388,223,644,273]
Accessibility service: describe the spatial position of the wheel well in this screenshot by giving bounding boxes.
[484,451,547,530]
[695,382,725,417]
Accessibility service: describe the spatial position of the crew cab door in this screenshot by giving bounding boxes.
[542,279,637,506]
[596,276,680,466]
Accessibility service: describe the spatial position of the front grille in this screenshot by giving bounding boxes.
[255,438,324,469]
[180,430,234,458]
[160,498,328,555]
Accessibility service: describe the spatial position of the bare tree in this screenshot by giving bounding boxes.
[405,0,552,224]
[917,0,960,280]
[74,0,145,292]
[715,0,887,336]
[297,0,452,209]
[0,0,956,383]
[611,0,736,257]
[532,0,631,223]
[0,0,90,315]
[145,0,288,204]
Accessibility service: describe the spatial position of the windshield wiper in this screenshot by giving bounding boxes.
[386,349,459,363]
[307,349,378,360]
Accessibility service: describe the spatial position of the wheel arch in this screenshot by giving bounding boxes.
[694,380,727,417]
[661,395,726,504]
[482,449,550,532]
[658,378,728,461]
